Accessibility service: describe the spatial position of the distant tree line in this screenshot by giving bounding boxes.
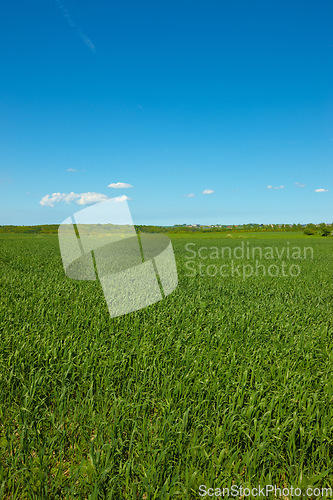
[136,223,333,235]
[0,225,59,234]
[302,223,332,236]
[0,223,331,235]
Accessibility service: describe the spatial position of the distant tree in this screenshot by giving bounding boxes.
[304,227,315,235]
[321,226,331,237]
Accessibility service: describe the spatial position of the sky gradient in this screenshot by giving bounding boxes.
[1,0,332,225]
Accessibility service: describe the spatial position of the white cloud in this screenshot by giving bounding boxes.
[108,182,133,189]
[113,195,132,202]
[39,192,109,207]
[266,185,273,189]
[267,185,285,190]
[295,182,306,187]
[67,168,77,172]
[202,189,214,195]
[76,192,109,205]
[185,193,194,198]
[40,192,79,207]
[314,188,329,192]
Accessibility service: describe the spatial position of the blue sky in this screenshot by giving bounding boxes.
[0,0,332,225]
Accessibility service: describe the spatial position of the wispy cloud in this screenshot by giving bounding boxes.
[0,177,12,184]
[55,0,95,52]
[67,168,77,172]
[267,185,285,190]
[295,182,306,187]
[314,188,329,192]
[202,189,214,195]
[185,193,194,198]
[108,182,133,189]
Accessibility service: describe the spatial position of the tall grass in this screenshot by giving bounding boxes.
[0,233,332,498]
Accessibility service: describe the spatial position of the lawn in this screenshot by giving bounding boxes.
[0,232,333,498]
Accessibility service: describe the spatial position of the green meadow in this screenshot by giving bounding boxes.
[0,232,333,499]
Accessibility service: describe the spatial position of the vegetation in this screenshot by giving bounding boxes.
[0,222,332,236]
[0,225,59,235]
[0,233,333,498]
[303,227,316,236]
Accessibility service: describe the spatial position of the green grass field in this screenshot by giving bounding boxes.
[1,232,333,499]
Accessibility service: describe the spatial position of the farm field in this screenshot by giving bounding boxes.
[0,232,333,498]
